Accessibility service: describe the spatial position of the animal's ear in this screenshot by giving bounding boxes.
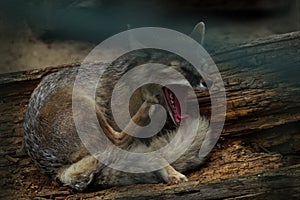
[190,22,205,45]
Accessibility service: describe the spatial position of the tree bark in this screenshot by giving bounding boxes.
[0,31,299,199]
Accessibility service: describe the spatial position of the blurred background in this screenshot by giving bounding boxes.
[0,0,299,74]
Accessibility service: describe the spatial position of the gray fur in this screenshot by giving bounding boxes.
[24,49,210,191]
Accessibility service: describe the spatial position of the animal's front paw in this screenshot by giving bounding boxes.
[167,171,188,184]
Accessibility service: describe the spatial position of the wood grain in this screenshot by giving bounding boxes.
[0,32,299,199]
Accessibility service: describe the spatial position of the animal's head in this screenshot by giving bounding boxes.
[137,61,211,127]
[110,21,210,128]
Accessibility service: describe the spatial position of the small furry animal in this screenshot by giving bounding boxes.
[24,22,211,191]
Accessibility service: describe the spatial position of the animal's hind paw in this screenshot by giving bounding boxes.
[57,156,99,191]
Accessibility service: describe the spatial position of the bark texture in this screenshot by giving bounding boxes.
[0,32,299,199]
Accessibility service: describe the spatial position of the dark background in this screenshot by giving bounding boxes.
[0,0,299,73]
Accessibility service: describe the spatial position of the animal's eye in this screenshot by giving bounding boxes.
[201,79,213,89]
[201,81,207,88]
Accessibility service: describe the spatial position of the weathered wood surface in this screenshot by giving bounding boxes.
[45,164,300,200]
[0,31,299,199]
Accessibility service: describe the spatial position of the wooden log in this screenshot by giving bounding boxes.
[54,164,300,200]
[212,32,300,161]
[0,31,299,199]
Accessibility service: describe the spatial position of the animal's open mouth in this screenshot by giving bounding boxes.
[163,86,188,126]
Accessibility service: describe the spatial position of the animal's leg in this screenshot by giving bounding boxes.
[57,155,100,191]
[58,97,154,190]
[156,118,210,184]
[171,117,210,172]
[75,95,153,147]
[96,99,154,146]
[158,163,188,184]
